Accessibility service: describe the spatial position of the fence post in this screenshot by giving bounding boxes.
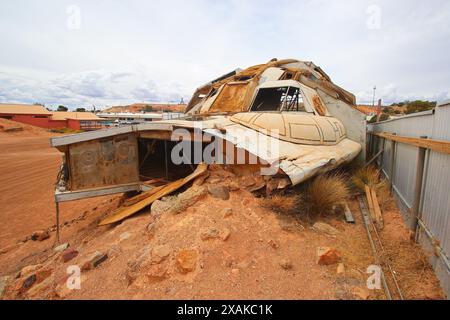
[389,133,397,193]
[409,136,428,240]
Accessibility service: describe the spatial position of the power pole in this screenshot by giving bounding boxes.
[372,86,377,108]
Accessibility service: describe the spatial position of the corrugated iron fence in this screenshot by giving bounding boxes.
[368,101,450,298]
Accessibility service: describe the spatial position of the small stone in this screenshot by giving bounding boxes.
[200,228,220,241]
[62,248,79,263]
[279,259,293,270]
[0,276,11,299]
[231,268,240,276]
[20,264,43,278]
[337,263,345,274]
[221,228,231,241]
[22,274,36,290]
[176,249,198,274]
[268,239,279,249]
[31,230,50,241]
[119,232,132,242]
[316,247,341,265]
[151,245,171,264]
[352,287,370,300]
[207,185,230,200]
[146,263,169,282]
[54,243,70,252]
[81,251,108,271]
[312,222,339,236]
[26,275,53,298]
[222,208,233,218]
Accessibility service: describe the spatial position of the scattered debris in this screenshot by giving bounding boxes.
[352,287,371,300]
[98,163,208,225]
[81,252,108,271]
[344,202,355,223]
[0,276,11,299]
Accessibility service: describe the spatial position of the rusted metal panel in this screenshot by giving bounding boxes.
[68,133,139,191]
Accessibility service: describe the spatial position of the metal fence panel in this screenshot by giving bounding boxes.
[368,101,450,298]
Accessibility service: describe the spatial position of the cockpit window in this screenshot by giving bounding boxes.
[250,86,306,112]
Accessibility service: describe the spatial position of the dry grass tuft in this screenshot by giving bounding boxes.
[302,174,349,217]
[261,194,300,215]
[351,165,383,192]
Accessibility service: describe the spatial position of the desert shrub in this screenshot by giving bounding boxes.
[350,165,382,192]
[261,194,300,215]
[302,174,349,217]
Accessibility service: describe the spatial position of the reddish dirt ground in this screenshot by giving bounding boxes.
[0,120,445,300]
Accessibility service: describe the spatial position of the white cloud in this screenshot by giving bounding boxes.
[0,0,449,109]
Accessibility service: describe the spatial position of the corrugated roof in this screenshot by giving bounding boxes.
[0,103,51,115]
[51,112,102,121]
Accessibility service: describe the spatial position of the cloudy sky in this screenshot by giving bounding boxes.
[0,0,449,110]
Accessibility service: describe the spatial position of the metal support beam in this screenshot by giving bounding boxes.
[55,201,60,245]
[409,136,428,237]
[388,133,397,193]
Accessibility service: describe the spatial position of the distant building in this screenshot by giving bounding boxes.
[0,103,104,131]
[97,111,184,125]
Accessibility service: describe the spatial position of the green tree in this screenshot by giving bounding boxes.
[76,107,86,112]
[57,105,68,112]
[144,105,153,112]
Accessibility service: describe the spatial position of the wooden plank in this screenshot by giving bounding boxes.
[98,163,208,226]
[371,187,384,229]
[344,202,355,223]
[370,132,450,155]
[121,185,165,207]
[364,185,376,223]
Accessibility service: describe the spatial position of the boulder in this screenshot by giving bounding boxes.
[81,251,108,271]
[207,185,230,200]
[176,249,198,274]
[316,247,341,265]
[31,230,50,241]
[312,222,339,236]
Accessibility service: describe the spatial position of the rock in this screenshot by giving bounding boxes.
[316,247,341,265]
[312,222,339,236]
[200,228,220,241]
[81,251,108,271]
[20,264,43,278]
[337,263,345,274]
[221,228,231,241]
[54,243,70,252]
[151,245,171,264]
[62,248,79,263]
[0,276,11,299]
[146,263,169,282]
[231,268,240,276]
[152,186,207,216]
[119,232,132,242]
[176,249,198,274]
[222,208,233,218]
[22,274,36,291]
[352,287,370,300]
[227,181,240,191]
[26,275,53,298]
[31,230,50,241]
[279,259,293,270]
[207,185,230,200]
[268,239,279,249]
